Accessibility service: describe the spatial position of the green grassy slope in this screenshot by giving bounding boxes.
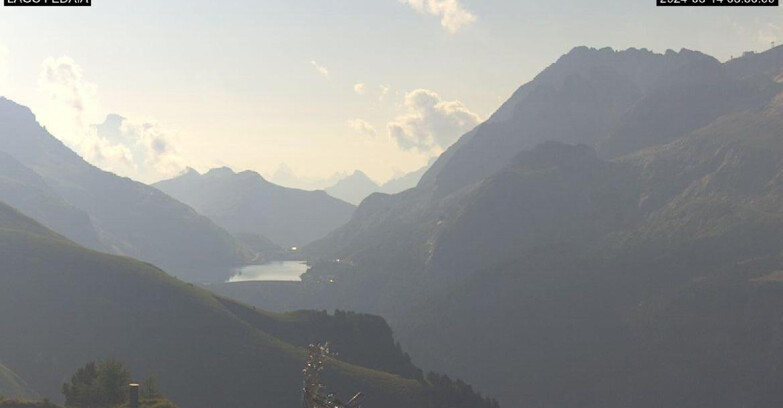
[0,364,37,401]
[0,202,490,408]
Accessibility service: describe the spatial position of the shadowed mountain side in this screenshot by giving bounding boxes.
[0,98,251,280]
[307,46,782,272]
[367,102,783,407]
[247,107,783,406]
[249,46,783,408]
[0,200,497,408]
[420,46,782,195]
[0,151,101,250]
[307,45,783,276]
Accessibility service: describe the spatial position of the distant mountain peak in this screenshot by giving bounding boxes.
[275,162,295,173]
[348,169,373,181]
[102,113,126,127]
[237,169,270,184]
[561,45,711,60]
[546,46,717,82]
[154,166,355,248]
[0,97,37,124]
[326,170,380,205]
[204,166,236,177]
[181,167,200,176]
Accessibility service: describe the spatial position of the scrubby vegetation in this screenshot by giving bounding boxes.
[60,359,177,408]
[62,360,131,408]
[426,373,499,408]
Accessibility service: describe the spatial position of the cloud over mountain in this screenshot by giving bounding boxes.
[88,114,186,183]
[387,89,480,153]
[37,56,102,145]
[36,57,185,183]
[400,0,476,33]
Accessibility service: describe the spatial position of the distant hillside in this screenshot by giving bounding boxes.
[378,162,432,195]
[155,167,354,248]
[326,171,379,205]
[0,151,101,250]
[0,200,495,408]
[0,364,37,401]
[0,98,251,280]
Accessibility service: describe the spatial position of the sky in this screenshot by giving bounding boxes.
[0,0,781,185]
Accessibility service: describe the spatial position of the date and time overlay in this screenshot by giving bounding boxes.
[659,0,778,6]
[0,0,779,6]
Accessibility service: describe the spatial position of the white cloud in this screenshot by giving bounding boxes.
[87,114,186,183]
[36,57,185,183]
[354,83,366,95]
[400,0,476,33]
[310,60,330,78]
[37,56,102,147]
[387,89,480,153]
[347,119,377,137]
[379,85,391,101]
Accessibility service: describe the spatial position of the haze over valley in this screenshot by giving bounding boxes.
[2,2,783,408]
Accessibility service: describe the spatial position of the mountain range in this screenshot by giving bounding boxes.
[154,167,355,249]
[269,163,344,191]
[325,164,433,205]
[206,45,783,408]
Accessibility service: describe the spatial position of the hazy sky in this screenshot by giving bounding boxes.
[0,1,781,184]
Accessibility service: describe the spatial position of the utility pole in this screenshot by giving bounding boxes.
[302,343,364,408]
[129,383,140,408]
